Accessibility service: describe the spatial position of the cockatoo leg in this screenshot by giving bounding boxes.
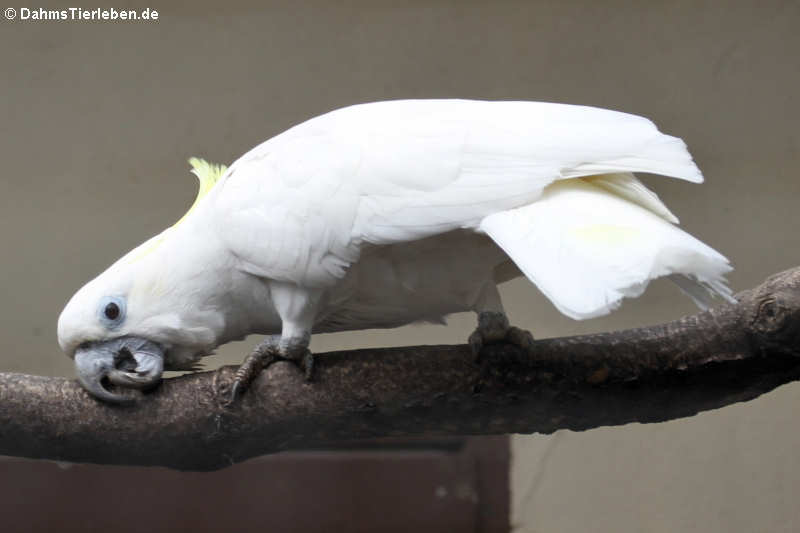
[231,333,314,399]
[468,311,535,359]
[468,282,535,359]
[230,282,321,400]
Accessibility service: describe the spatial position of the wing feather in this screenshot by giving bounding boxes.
[211,100,704,286]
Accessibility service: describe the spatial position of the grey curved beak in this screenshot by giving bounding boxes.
[74,337,164,403]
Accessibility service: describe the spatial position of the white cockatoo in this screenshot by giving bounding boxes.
[58,100,734,402]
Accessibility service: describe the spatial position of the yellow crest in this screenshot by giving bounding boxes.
[179,157,228,226]
[124,158,227,264]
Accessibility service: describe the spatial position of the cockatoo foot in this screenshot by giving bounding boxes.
[468,311,535,360]
[230,335,314,401]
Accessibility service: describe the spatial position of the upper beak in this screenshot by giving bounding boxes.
[74,337,164,403]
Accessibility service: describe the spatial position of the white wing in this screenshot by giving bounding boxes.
[210,99,705,289]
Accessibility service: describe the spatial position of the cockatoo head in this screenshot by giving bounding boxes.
[58,261,165,403]
[58,158,227,403]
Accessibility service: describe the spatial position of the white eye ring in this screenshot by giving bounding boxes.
[98,296,126,329]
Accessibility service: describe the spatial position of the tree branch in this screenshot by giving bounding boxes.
[2,268,799,471]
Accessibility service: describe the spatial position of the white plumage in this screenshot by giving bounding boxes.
[58,99,734,402]
[216,100,730,316]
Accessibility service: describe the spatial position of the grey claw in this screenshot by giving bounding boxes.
[229,342,279,402]
[228,336,315,402]
[229,380,242,403]
[302,351,315,382]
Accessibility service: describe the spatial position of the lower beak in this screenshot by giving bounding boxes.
[74,338,164,403]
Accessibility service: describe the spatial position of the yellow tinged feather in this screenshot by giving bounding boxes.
[125,158,227,264]
[569,224,640,246]
[180,157,228,226]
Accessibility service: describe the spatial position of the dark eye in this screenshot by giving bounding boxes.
[104,302,120,320]
[98,296,126,328]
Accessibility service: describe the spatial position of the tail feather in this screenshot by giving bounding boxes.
[585,173,680,224]
[480,178,733,319]
[668,273,737,310]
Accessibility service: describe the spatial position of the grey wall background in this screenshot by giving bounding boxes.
[1,1,798,531]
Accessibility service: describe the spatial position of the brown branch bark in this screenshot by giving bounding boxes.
[2,268,800,471]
